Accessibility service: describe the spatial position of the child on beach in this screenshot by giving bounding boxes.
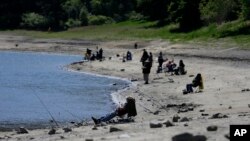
[91,97,137,124]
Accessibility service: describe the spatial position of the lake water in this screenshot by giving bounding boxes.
[0,51,129,130]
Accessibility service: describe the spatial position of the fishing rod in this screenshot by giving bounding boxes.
[136,88,169,112]
[58,105,83,122]
[33,88,86,126]
[56,91,86,123]
[31,88,60,128]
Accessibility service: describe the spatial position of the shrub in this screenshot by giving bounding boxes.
[88,15,114,25]
[239,0,250,20]
[20,12,49,30]
[200,0,240,25]
[65,18,82,28]
[216,20,250,37]
[127,11,145,21]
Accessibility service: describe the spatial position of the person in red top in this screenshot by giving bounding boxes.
[91,97,137,124]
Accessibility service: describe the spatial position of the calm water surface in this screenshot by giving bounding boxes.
[0,51,129,129]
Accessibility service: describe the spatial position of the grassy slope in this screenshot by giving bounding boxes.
[1,20,250,49]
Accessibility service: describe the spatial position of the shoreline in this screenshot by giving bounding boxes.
[66,66,136,105]
[1,35,250,141]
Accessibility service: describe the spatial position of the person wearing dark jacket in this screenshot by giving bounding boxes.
[99,48,103,61]
[91,97,137,124]
[175,60,187,75]
[157,52,164,73]
[158,52,164,68]
[140,49,149,66]
[142,59,152,84]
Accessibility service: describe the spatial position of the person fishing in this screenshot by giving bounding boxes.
[91,97,137,124]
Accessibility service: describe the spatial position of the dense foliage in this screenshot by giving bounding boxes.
[0,0,249,33]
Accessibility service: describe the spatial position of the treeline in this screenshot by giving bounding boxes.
[0,0,249,31]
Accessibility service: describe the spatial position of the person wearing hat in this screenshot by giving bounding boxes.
[142,58,152,84]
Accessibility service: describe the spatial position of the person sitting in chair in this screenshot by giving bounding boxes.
[91,97,137,124]
[185,73,204,93]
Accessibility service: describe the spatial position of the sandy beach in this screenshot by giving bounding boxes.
[0,34,250,141]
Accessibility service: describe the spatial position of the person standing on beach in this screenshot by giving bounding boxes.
[140,49,149,66]
[134,43,138,49]
[142,59,152,84]
[158,52,164,71]
[99,48,103,61]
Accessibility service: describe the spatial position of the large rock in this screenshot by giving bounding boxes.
[172,133,207,141]
[178,108,189,113]
[150,121,163,128]
[193,135,207,141]
[63,127,72,133]
[172,133,193,141]
[48,128,56,135]
[16,127,28,134]
[110,126,123,132]
[179,117,190,122]
[173,115,180,122]
[207,126,218,131]
[163,120,174,127]
[210,113,228,119]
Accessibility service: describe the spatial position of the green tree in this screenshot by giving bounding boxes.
[35,0,67,30]
[90,0,136,21]
[179,0,202,31]
[80,7,88,25]
[200,0,241,24]
[62,0,88,26]
[63,0,83,19]
[239,0,250,20]
[137,0,168,21]
[90,0,104,15]
[20,12,49,29]
[167,0,202,32]
[167,0,185,23]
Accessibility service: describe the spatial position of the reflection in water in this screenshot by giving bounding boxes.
[0,51,128,129]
